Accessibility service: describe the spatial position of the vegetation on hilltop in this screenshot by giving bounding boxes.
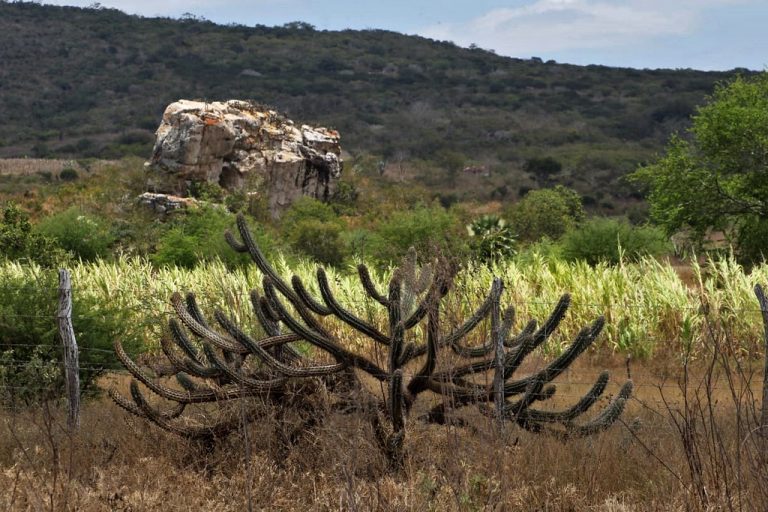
[0,1,752,210]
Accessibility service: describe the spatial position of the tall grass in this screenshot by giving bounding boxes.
[2,254,767,358]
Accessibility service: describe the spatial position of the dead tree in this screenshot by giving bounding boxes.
[112,214,633,468]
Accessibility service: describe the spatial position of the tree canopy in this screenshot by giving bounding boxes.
[632,73,768,262]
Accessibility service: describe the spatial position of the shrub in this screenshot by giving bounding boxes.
[151,207,270,269]
[507,186,585,242]
[289,219,348,266]
[35,207,116,261]
[59,168,79,181]
[364,204,466,264]
[560,218,671,265]
[281,197,349,265]
[0,202,70,267]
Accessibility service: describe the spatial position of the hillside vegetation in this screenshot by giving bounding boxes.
[0,1,751,210]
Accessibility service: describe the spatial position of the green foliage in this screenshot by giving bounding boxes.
[280,197,349,265]
[507,186,585,242]
[363,204,465,264]
[282,197,340,230]
[35,206,116,261]
[525,156,562,184]
[632,73,768,263]
[0,267,141,405]
[188,181,225,202]
[151,207,267,268]
[560,218,671,265]
[59,167,79,181]
[289,219,348,267]
[0,203,70,267]
[467,215,517,264]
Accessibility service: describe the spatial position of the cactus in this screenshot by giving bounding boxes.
[112,213,632,467]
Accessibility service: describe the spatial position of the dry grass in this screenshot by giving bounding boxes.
[1,357,765,511]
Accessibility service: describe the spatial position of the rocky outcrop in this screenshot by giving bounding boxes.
[146,99,342,218]
[137,192,199,214]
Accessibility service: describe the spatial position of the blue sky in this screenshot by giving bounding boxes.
[44,0,767,71]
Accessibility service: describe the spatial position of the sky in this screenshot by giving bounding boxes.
[42,0,767,71]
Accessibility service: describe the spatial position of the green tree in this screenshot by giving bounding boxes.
[507,186,585,242]
[632,73,768,262]
[0,203,69,267]
[524,156,562,186]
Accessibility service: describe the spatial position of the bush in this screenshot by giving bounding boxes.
[35,207,116,261]
[290,219,348,266]
[560,218,671,265]
[281,197,349,265]
[364,204,466,264]
[59,168,79,181]
[0,202,70,267]
[507,186,585,242]
[151,207,271,269]
[0,266,140,405]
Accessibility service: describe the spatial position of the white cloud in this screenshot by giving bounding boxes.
[418,0,738,56]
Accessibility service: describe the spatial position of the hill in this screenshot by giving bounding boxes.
[0,2,750,210]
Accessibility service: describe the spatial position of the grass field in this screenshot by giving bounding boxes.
[3,253,767,358]
[1,356,765,511]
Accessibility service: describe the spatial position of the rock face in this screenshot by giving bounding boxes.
[146,99,342,218]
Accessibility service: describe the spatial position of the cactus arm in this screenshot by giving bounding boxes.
[402,271,451,330]
[517,371,610,424]
[405,303,439,400]
[443,280,502,356]
[563,381,633,437]
[109,387,186,419]
[212,310,346,377]
[160,331,223,379]
[114,339,256,404]
[504,317,605,396]
[128,381,258,440]
[357,264,389,306]
[168,318,203,363]
[317,268,390,345]
[388,275,404,372]
[171,293,249,354]
[201,344,290,388]
[291,275,332,316]
[264,281,389,380]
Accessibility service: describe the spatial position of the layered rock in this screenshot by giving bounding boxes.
[146,99,342,218]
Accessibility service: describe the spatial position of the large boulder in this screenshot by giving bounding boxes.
[146,99,342,218]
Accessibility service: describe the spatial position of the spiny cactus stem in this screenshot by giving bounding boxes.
[491,278,506,427]
[357,264,389,306]
[316,268,390,345]
[291,274,332,316]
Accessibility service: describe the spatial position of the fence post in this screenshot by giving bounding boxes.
[57,268,80,431]
[754,284,768,439]
[491,279,505,432]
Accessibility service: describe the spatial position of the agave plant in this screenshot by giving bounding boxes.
[467,214,517,264]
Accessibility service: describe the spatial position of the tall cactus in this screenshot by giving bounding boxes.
[111,214,633,467]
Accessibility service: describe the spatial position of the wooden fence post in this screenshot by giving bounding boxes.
[57,269,80,431]
[754,284,768,439]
